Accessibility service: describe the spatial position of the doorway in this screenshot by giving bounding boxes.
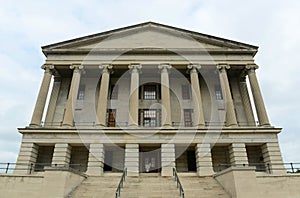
[139,146,161,173]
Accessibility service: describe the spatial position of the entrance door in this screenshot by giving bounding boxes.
[141,152,160,173]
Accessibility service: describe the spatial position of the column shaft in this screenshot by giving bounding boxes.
[159,64,172,126]
[96,65,112,126]
[30,65,54,126]
[125,144,139,176]
[217,64,238,127]
[188,64,205,127]
[239,77,256,126]
[128,64,141,126]
[229,143,248,166]
[62,65,83,126]
[86,144,104,175]
[195,143,214,176]
[52,143,72,167]
[161,144,175,176]
[45,77,61,126]
[246,64,270,126]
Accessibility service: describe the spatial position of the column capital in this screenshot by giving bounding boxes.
[187,64,201,73]
[158,64,172,72]
[128,64,142,73]
[245,63,259,71]
[41,64,55,73]
[216,63,230,71]
[99,64,113,74]
[70,64,84,73]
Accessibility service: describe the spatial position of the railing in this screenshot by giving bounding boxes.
[172,122,193,127]
[0,162,85,174]
[115,168,127,198]
[173,168,185,198]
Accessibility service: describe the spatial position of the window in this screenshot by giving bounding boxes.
[184,109,193,126]
[139,109,161,127]
[107,109,116,127]
[110,85,118,99]
[182,85,191,100]
[215,85,223,100]
[140,84,161,100]
[77,85,85,100]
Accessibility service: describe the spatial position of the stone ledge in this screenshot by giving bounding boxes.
[214,166,256,177]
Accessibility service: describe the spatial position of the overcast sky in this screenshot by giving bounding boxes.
[0,0,300,164]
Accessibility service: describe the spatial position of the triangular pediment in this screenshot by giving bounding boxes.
[42,22,258,55]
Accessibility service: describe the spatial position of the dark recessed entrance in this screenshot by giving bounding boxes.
[139,146,161,173]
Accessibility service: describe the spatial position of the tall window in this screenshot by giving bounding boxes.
[139,109,161,127]
[110,85,118,99]
[182,85,191,100]
[77,85,85,100]
[184,109,193,126]
[215,84,223,100]
[140,84,161,100]
[107,109,116,127]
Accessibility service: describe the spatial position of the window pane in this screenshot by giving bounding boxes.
[215,85,223,100]
[77,85,85,100]
[182,85,190,100]
[144,85,156,99]
[184,109,192,126]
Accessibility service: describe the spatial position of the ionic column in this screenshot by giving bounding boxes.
[96,64,113,126]
[187,64,205,127]
[51,143,72,167]
[86,144,104,175]
[246,64,270,126]
[30,64,54,127]
[195,143,214,176]
[217,64,238,127]
[158,64,172,127]
[125,144,139,176]
[14,142,39,174]
[229,143,249,166]
[239,76,256,126]
[161,144,175,176]
[62,65,83,126]
[128,64,142,126]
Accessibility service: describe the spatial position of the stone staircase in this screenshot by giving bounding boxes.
[70,175,121,198]
[120,174,180,198]
[179,176,230,198]
[69,174,230,198]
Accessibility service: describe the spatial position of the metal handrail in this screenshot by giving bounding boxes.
[115,168,127,198]
[173,168,185,198]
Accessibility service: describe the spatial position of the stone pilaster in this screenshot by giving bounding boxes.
[62,65,83,126]
[261,142,285,174]
[187,64,205,127]
[96,64,113,126]
[86,144,104,175]
[161,144,175,176]
[217,64,238,127]
[158,64,172,127]
[239,76,256,126]
[229,143,248,166]
[246,64,270,126]
[45,76,61,126]
[195,143,214,176]
[125,144,139,176]
[30,64,54,127]
[14,142,39,174]
[128,64,142,126]
[51,143,72,167]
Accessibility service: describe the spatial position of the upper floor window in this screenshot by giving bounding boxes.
[110,85,118,99]
[106,109,116,127]
[139,109,161,127]
[184,109,193,126]
[77,85,85,100]
[215,85,223,100]
[182,85,191,100]
[140,84,161,100]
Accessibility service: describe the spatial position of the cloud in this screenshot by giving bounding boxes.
[0,0,299,164]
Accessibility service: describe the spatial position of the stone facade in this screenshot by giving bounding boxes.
[15,22,286,178]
